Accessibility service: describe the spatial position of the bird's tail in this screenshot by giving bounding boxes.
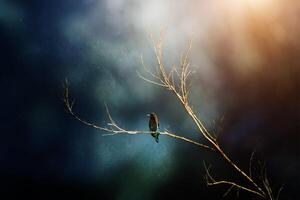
[155,131,160,143]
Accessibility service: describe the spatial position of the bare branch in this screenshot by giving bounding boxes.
[223,185,235,197]
[276,184,284,200]
[203,161,265,198]
[249,151,256,178]
[64,33,282,199]
[63,81,214,152]
[139,36,267,199]
[141,55,162,80]
[164,130,215,151]
[137,71,168,88]
[263,167,274,200]
[208,181,265,198]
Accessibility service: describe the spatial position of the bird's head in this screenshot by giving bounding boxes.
[147,113,155,117]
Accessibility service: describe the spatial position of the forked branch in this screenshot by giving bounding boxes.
[64,33,280,199]
[203,161,265,198]
[63,80,214,151]
[137,35,269,199]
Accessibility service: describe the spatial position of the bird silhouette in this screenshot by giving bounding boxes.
[147,113,160,143]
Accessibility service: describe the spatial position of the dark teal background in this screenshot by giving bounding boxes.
[1,0,299,199]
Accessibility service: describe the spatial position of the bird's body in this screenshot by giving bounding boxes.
[148,113,160,143]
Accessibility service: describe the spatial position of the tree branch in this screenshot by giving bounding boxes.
[203,161,265,198]
[63,80,214,152]
[137,35,268,199]
[63,33,282,199]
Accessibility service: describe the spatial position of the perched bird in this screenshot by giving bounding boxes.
[147,113,160,143]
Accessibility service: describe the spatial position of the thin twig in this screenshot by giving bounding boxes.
[63,34,281,199]
[203,161,265,198]
[63,81,213,152]
[140,35,267,199]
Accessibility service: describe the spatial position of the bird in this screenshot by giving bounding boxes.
[147,113,160,143]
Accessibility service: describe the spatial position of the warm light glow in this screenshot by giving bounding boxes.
[223,0,276,16]
[228,0,274,9]
[247,0,274,9]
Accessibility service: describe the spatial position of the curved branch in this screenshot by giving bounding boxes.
[140,35,267,199]
[63,33,280,199]
[204,162,265,198]
[63,81,214,152]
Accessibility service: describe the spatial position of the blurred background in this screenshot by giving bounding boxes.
[1,0,299,199]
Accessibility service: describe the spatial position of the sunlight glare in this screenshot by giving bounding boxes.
[138,1,170,29]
